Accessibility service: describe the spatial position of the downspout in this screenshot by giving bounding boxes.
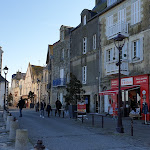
[98,18,102,113]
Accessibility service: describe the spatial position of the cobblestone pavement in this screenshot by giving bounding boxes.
[8,108,150,150]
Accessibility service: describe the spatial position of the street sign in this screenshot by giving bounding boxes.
[142,90,146,95]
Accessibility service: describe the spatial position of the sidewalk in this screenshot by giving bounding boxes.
[72,113,150,146]
[0,111,15,150]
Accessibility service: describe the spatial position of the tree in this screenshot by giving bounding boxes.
[28,91,35,104]
[64,73,85,105]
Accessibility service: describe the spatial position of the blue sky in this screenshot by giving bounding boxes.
[0,0,95,83]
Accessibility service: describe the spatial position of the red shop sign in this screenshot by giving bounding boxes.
[134,75,148,85]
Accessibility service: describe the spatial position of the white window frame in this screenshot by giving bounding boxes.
[131,0,141,25]
[82,66,87,84]
[93,34,96,50]
[106,48,113,62]
[83,37,87,54]
[60,69,64,79]
[118,8,126,23]
[83,15,86,25]
[132,39,140,60]
[106,15,113,36]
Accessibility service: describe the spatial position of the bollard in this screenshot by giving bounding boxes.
[131,118,133,136]
[9,120,19,140]
[6,116,14,131]
[15,129,28,150]
[34,140,45,150]
[3,111,9,122]
[102,116,104,128]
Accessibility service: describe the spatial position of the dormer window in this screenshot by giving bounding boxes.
[107,0,117,7]
[83,15,86,25]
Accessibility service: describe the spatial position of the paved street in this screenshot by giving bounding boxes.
[9,108,150,150]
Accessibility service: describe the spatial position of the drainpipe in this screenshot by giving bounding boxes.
[98,19,102,113]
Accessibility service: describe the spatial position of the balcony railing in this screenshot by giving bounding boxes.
[107,21,128,40]
[106,60,129,75]
[53,78,66,87]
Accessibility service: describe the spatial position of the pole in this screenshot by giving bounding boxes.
[4,73,6,110]
[116,46,124,133]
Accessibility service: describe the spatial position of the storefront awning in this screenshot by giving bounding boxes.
[99,85,140,95]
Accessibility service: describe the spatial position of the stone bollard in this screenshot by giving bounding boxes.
[9,119,19,140]
[15,129,28,150]
[6,116,14,131]
[3,111,8,122]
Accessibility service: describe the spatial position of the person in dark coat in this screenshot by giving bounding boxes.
[46,103,52,117]
[18,97,25,117]
[40,101,45,118]
[55,98,62,117]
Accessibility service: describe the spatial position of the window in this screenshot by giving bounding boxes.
[93,34,96,50]
[107,0,117,7]
[83,15,86,25]
[60,69,64,79]
[60,93,63,104]
[106,48,113,62]
[82,66,87,84]
[61,49,64,60]
[131,0,141,25]
[83,37,87,54]
[132,39,140,59]
[106,15,113,36]
[118,8,126,23]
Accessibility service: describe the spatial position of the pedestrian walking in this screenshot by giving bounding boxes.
[18,97,25,117]
[35,102,39,112]
[40,101,45,118]
[46,103,52,117]
[55,98,62,117]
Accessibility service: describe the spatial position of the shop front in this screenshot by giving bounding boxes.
[99,74,150,121]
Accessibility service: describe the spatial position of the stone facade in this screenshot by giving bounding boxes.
[98,0,150,113]
[51,25,73,107]
[70,9,100,113]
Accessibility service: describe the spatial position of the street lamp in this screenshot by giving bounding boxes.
[113,34,127,133]
[3,66,8,110]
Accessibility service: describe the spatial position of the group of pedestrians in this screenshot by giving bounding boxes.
[18,97,62,118]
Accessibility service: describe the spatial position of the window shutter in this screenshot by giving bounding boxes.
[104,50,107,69]
[85,37,87,53]
[136,40,140,58]
[85,66,87,84]
[138,0,141,22]
[140,37,143,61]
[131,3,134,25]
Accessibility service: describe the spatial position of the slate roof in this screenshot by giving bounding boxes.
[0,75,8,82]
[31,65,44,77]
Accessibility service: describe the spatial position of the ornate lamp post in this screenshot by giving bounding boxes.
[3,66,8,110]
[113,34,127,133]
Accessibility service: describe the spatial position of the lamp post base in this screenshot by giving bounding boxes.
[116,126,124,133]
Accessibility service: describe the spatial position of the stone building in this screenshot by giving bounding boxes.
[70,1,106,113]
[46,45,53,105]
[11,71,26,106]
[52,25,73,107]
[98,0,150,118]
[11,63,44,107]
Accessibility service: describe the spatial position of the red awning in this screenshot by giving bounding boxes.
[99,85,140,95]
